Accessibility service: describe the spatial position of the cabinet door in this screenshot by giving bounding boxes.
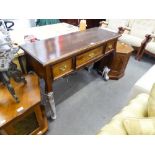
[108,52,131,79]
[4,111,40,135]
[105,40,116,53]
[2,105,46,135]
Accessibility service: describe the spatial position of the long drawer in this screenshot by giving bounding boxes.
[76,46,103,68]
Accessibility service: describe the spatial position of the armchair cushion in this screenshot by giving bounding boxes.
[123,117,155,135]
[145,42,155,54]
[148,83,155,116]
[128,65,155,100]
[119,34,142,47]
[107,19,129,31]
[121,93,148,117]
[98,93,149,135]
[99,119,127,135]
[130,20,155,39]
[101,19,129,32]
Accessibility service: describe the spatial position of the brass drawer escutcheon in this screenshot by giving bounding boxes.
[52,59,72,79]
[108,44,113,50]
[88,52,95,58]
[76,46,103,68]
[59,65,67,72]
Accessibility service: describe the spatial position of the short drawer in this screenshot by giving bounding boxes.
[76,46,103,68]
[52,59,73,79]
[105,41,116,53]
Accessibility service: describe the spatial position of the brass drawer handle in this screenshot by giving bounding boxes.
[59,65,67,72]
[108,44,113,49]
[88,52,95,57]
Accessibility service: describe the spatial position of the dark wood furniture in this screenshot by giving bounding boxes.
[60,19,79,26]
[20,27,121,119]
[108,42,133,79]
[60,19,103,28]
[0,74,48,135]
[95,42,133,80]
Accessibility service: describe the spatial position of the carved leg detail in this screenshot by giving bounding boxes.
[45,92,56,120]
[8,62,26,84]
[0,72,19,102]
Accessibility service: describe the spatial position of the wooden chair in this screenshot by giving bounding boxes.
[118,20,155,59]
[137,34,155,61]
[100,19,129,33]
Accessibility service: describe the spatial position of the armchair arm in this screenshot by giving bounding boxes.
[123,26,131,31]
[99,21,108,27]
[118,26,131,34]
[118,27,124,34]
[116,26,131,35]
[150,34,155,39]
[142,34,152,45]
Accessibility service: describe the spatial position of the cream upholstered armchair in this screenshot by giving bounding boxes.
[137,34,155,60]
[98,65,155,135]
[100,19,129,33]
[119,19,155,58]
[100,19,155,60]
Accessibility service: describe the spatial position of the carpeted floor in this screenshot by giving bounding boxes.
[46,54,154,135]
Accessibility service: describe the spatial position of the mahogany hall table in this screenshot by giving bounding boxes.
[21,27,121,119]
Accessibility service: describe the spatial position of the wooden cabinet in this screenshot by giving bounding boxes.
[95,42,133,80]
[108,42,133,79]
[60,19,79,26]
[60,19,103,28]
[0,74,48,135]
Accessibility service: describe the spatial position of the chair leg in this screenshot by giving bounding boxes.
[137,50,145,61]
[135,48,141,60]
[136,34,152,61]
[135,45,144,60]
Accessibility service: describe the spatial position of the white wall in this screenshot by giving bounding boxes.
[11,19,36,30]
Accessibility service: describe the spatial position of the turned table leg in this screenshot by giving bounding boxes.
[44,66,56,120]
[45,91,56,119]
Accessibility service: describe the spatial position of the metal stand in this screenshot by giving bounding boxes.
[0,62,26,102]
[87,63,94,73]
[0,71,19,102]
[0,21,26,103]
[102,66,110,81]
[8,62,27,84]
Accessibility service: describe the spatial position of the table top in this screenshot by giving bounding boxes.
[116,42,134,54]
[10,23,79,45]
[0,74,40,128]
[21,27,120,66]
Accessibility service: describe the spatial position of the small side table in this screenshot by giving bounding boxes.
[108,42,133,80]
[0,74,48,135]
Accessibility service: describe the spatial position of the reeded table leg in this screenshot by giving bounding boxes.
[44,65,57,120]
[39,78,56,120]
[45,92,56,119]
